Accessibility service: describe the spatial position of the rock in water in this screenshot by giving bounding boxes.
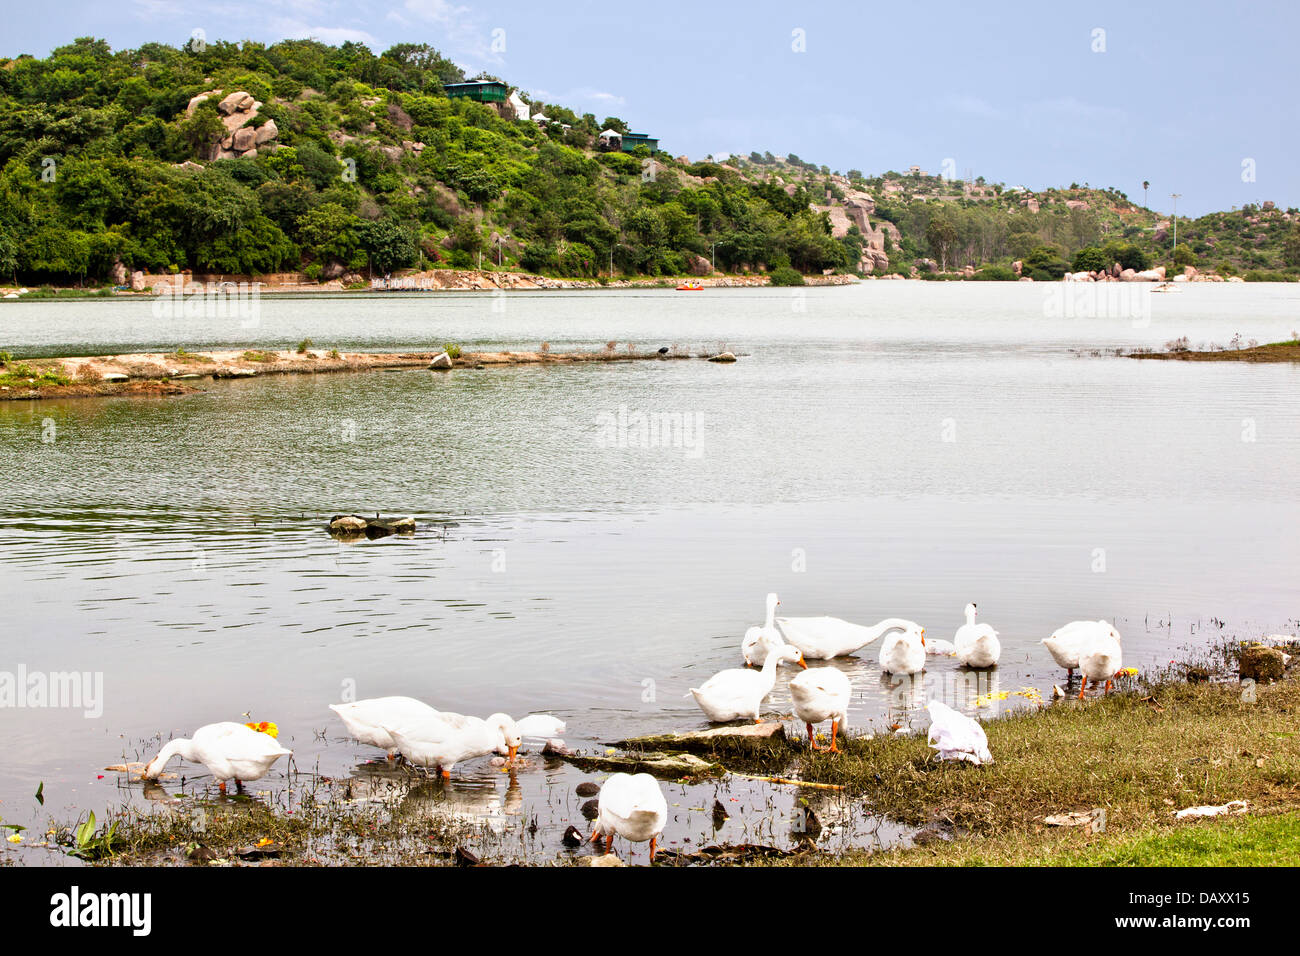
[328,514,368,534]
[575,782,600,797]
[707,351,737,363]
[1240,644,1285,682]
[429,351,453,369]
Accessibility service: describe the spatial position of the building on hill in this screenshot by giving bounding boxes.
[619,132,658,154]
[507,90,529,121]
[443,80,508,103]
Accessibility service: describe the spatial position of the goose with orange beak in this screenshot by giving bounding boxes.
[878,621,928,675]
[382,711,520,779]
[690,645,806,723]
[141,721,291,794]
[790,666,852,753]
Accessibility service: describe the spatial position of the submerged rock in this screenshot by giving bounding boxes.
[429,351,454,369]
[328,514,417,539]
[558,749,724,780]
[575,782,600,797]
[614,722,786,753]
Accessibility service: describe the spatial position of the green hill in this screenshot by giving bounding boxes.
[0,36,1296,288]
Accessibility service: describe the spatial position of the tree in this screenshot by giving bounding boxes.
[1282,224,1300,267]
[1142,180,1150,208]
[1172,242,1195,268]
[1072,246,1108,273]
[925,214,958,270]
[361,219,417,274]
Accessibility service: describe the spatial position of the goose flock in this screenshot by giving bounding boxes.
[137,594,1125,863]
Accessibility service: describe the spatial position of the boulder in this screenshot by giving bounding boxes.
[110,259,127,286]
[232,127,257,152]
[217,91,255,115]
[1240,645,1285,682]
[687,254,712,276]
[130,270,146,292]
[253,119,278,146]
[429,352,454,369]
[328,514,417,538]
[320,261,345,280]
[1012,260,1023,276]
[185,89,222,117]
[1120,268,1137,281]
[707,351,737,363]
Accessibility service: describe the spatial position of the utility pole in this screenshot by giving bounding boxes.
[1170,193,1181,253]
[710,241,716,274]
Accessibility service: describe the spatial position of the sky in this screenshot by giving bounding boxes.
[2,0,1296,217]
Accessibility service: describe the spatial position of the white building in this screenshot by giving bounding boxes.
[507,91,529,122]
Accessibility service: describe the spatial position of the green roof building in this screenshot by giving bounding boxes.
[619,132,659,154]
[443,80,508,103]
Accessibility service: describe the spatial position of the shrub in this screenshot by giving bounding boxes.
[443,343,462,359]
[971,265,1017,281]
[768,265,805,286]
[297,338,313,354]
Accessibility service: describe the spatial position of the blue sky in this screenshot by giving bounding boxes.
[4,0,1296,216]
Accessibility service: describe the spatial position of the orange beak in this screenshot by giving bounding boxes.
[797,653,808,669]
[506,745,518,766]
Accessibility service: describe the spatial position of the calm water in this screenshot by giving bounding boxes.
[1,283,1297,862]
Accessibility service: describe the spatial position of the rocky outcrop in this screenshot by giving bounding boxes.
[186,89,223,117]
[687,254,712,276]
[208,91,276,160]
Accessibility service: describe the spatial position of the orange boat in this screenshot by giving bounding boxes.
[676,280,704,291]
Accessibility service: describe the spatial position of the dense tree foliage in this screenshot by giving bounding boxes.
[0,36,856,283]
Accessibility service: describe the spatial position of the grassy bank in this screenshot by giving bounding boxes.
[1130,339,1300,362]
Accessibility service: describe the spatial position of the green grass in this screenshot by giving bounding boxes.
[241,350,278,363]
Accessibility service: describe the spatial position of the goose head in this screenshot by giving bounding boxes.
[964,603,977,624]
[488,713,521,764]
[782,645,808,669]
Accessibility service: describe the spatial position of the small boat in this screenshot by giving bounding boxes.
[1152,281,1181,293]
[675,280,704,291]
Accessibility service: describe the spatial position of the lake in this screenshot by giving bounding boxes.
[1,281,1297,862]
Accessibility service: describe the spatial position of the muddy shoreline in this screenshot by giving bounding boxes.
[0,347,701,402]
[25,638,1299,868]
[1128,341,1300,363]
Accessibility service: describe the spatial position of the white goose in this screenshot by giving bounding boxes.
[789,667,852,753]
[879,622,927,675]
[330,696,439,758]
[954,603,1001,668]
[1078,630,1124,700]
[515,713,566,741]
[690,645,806,722]
[383,711,521,779]
[778,615,920,660]
[142,721,292,794]
[1042,620,1121,676]
[587,772,668,862]
[741,593,784,666]
[926,700,993,765]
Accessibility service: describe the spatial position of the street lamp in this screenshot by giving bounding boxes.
[1170,193,1181,253]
